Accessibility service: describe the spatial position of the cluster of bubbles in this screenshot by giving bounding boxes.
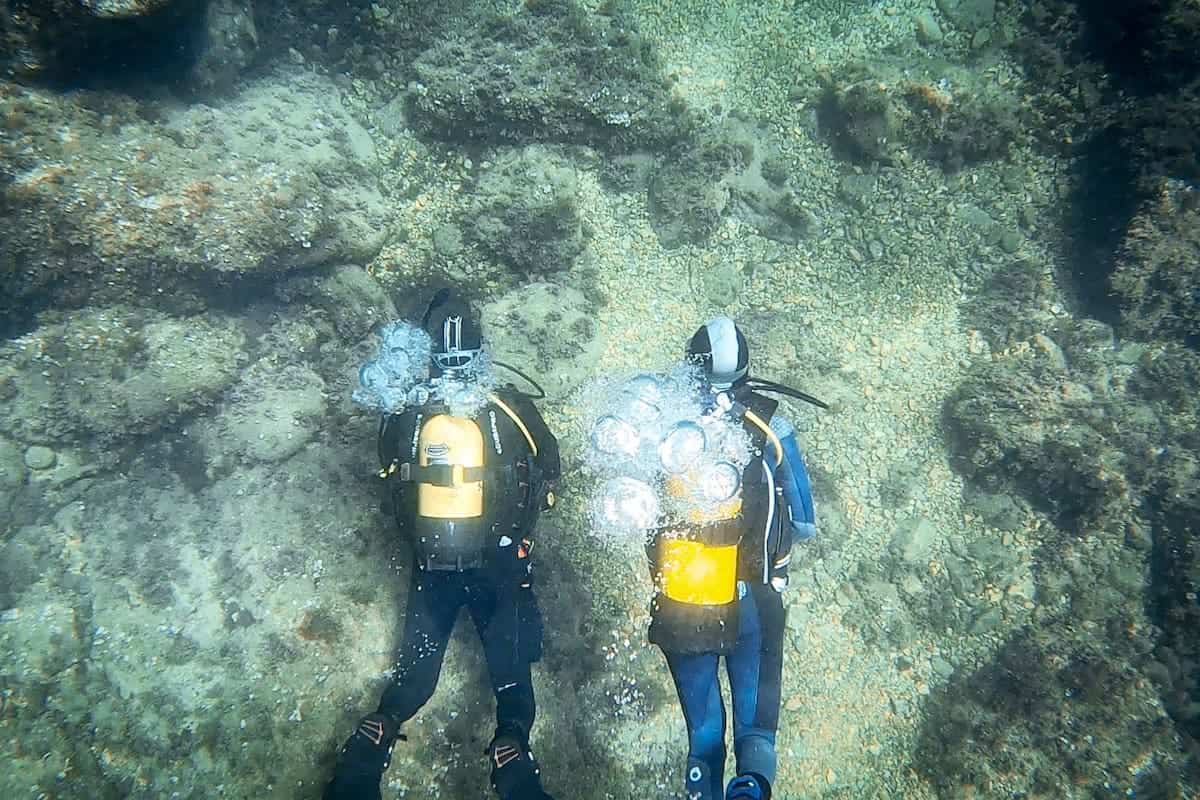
[582,364,752,544]
[429,350,497,418]
[352,321,496,418]
[353,321,431,414]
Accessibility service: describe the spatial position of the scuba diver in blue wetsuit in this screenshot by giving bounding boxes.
[324,290,561,800]
[649,317,820,800]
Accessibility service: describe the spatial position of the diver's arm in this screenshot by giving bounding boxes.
[378,409,419,471]
[766,415,816,590]
[505,393,561,482]
[769,415,816,537]
[377,410,420,529]
[378,414,401,471]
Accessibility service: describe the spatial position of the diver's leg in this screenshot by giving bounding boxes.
[325,569,464,800]
[725,583,785,799]
[472,580,540,734]
[376,569,464,721]
[322,711,402,800]
[663,648,727,800]
[472,579,553,800]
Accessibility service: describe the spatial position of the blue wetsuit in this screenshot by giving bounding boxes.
[662,414,816,800]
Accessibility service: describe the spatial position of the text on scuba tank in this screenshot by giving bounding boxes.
[489,410,503,455]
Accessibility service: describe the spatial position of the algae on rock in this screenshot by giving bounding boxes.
[816,57,1022,171]
[0,72,387,324]
[1112,180,1200,346]
[649,117,814,248]
[466,146,586,275]
[0,306,244,444]
[480,282,603,398]
[407,0,688,151]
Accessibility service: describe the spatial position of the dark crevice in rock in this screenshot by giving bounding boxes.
[1071,0,1200,94]
[1061,126,1137,327]
[8,0,209,90]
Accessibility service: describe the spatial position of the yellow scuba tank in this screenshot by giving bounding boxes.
[404,413,490,571]
[658,538,739,605]
[658,472,743,605]
[654,396,782,609]
[649,472,745,655]
[417,414,485,519]
[649,394,779,655]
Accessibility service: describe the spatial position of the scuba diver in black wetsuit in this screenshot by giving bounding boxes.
[324,290,561,800]
[648,317,820,800]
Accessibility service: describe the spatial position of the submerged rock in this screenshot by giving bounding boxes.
[914,617,1182,797]
[0,71,386,322]
[200,363,326,465]
[22,445,56,471]
[480,282,603,399]
[276,265,397,343]
[0,306,244,444]
[1112,179,1200,345]
[889,516,937,566]
[0,0,257,92]
[408,0,686,151]
[698,260,743,307]
[648,142,737,247]
[649,118,813,248]
[915,10,944,45]
[935,0,995,33]
[946,348,1128,531]
[189,0,259,94]
[0,437,26,488]
[0,437,27,523]
[817,57,1021,171]
[466,146,585,275]
[946,225,1200,782]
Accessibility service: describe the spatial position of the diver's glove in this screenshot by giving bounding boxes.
[488,725,554,800]
[726,772,772,800]
[769,558,790,593]
[323,712,404,800]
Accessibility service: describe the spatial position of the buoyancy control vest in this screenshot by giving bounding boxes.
[379,394,542,572]
[648,390,781,655]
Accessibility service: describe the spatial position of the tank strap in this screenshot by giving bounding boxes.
[398,462,487,485]
[488,394,538,456]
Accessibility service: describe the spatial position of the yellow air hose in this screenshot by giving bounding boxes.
[743,409,783,467]
[488,394,538,457]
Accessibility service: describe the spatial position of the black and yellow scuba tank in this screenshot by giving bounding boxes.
[647,390,780,655]
[380,391,544,572]
[648,496,745,655]
[410,412,489,571]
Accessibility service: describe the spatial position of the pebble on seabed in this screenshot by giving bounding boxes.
[23,445,56,471]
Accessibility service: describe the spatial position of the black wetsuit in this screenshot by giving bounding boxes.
[377,566,544,733]
[376,389,560,738]
[325,389,560,800]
